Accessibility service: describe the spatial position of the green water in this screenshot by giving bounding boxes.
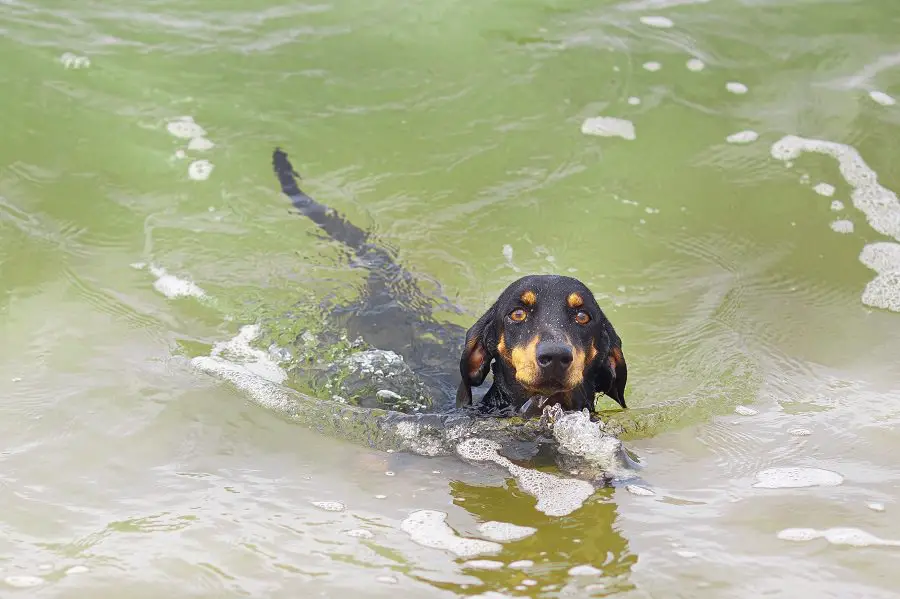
[3,0,900,596]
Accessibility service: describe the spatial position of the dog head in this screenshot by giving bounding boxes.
[456,274,627,413]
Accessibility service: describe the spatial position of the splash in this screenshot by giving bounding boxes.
[551,410,629,477]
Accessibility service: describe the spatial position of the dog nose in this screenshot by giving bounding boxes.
[536,342,573,374]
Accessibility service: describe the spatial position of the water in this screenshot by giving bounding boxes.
[2,0,900,596]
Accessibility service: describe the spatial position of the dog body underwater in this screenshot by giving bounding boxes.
[271,148,628,417]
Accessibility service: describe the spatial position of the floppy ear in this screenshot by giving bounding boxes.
[604,345,628,409]
[456,303,499,408]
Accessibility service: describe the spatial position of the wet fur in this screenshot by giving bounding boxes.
[272,148,627,416]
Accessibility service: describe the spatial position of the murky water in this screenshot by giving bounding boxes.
[2,0,900,596]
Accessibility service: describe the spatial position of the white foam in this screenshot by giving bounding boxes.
[551,410,627,475]
[174,149,186,160]
[734,405,758,416]
[188,159,214,181]
[639,16,674,28]
[462,560,505,570]
[581,117,636,141]
[869,90,896,106]
[778,527,900,547]
[477,521,537,542]
[4,576,43,588]
[346,528,374,538]
[830,219,854,234]
[60,52,90,69]
[376,575,399,584]
[867,502,886,512]
[625,484,655,496]
[148,265,206,299]
[508,560,534,569]
[375,494,387,499]
[167,117,206,139]
[831,200,845,211]
[643,61,662,72]
[522,579,538,586]
[627,96,641,105]
[192,324,288,393]
[568,565,603,576]
[813,183,836,197]
[311,501,345,512]
[788,427,812,436]
[726,82,748,94]
[686,58,705,72]
[726,130,758,144]
[65,566,89,575]
[456,438,594,517]
[753,467,843,489]
[399,510,502,557]
[770,135,900,312]
[188,137,215,151]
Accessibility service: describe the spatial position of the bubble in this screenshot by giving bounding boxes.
[568,565,603,576]
[814,183,836,197]
[625,484,655,496]
[831,200,845,211]
[686,58,705,71]
[788,427,812,436]
[734,405,758,416]
[509,560,534,569]
[726,82,749,94]
[643,61,662,72]
[456,438,594,517]
[830,219,854,234]
[167,119,206,139]
[399,510,502,557]
[869,90,896,106]
[581,117,636,141]
[188,137,215,151]
[477,521,537,542]
[188,159,214,181]
[640,16,674,28]
[463,560,505,570]
[385,471,396,477]
[4,576,43,588]
[726,130,759,144]
[148,265,207,300]
[752,467,844,489]
[627,96,641,105]
[311,501,345,512]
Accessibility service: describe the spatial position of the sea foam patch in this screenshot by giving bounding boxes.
[400,510,502,557]
[639,16,674,28]
[477,521,537,543]
[581,117,636,140]
[726,130,758,144]
[778,527,900,547]
[147,265,207,299]
[771,135,900,312]
[753,467,843,489]
[456,438,594,517]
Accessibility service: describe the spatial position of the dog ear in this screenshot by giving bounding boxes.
[603,345,628,409]
[456,303,499,408]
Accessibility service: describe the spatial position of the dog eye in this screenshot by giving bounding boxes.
[574,311,591,325]
[509,308,528,322]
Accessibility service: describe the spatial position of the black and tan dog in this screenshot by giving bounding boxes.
[272,148,627,417]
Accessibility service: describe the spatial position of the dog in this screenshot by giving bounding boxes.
[271,148,627,417]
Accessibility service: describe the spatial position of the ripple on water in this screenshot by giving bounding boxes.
[753,467,844,489]
[400,510,502,557]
